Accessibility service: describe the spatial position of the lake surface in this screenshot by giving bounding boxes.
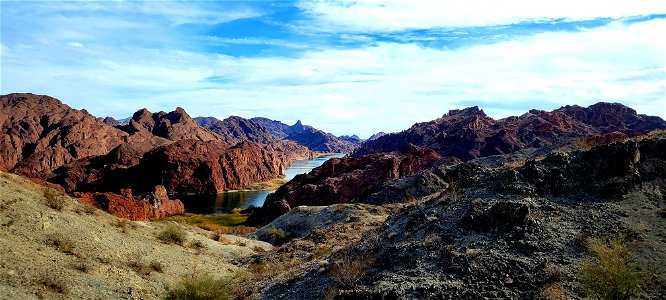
[183,153,345,214]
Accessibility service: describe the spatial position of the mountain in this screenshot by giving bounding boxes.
[249,102,666,225]
[367,131,387,141]
[194,116,277,144]
[339,134,364,145]
[353,102,666,160]
[251,118,357,153]
[0,93,313,220]
[0,93,129,177]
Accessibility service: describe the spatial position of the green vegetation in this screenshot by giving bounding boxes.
[165,273,231,300]
[158,213,250,233]
[579,238,644,300]
[43,188,66,210]
[245,178,287,191]
[157,224,188,245]
[265,226,290,245]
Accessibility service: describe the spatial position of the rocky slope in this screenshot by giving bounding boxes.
[251,118,357,153]
[245,133,666,299]
[0,171,270,299]
[195,116,277,144]
[117,107,220,143]
[353,102,666,160]
[0,93,129,177]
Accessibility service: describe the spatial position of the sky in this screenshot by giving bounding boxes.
[1,0,665,138]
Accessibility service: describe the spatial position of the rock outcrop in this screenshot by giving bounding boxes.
[246,144,451,226]
[0,93,129,177]
[75,185,185,221]
[353,102,666,160]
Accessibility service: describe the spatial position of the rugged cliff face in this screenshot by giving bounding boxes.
[353,103,666,160]
[118,107,220,142]
[0,93,129,177]
[246,144,453,226]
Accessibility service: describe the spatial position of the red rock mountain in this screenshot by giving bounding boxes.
[251,118,357,153]
[353,102,666,160]
[118,107,220,142]
[0,93,129,177]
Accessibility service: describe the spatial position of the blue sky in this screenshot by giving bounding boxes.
[1,1,665,138]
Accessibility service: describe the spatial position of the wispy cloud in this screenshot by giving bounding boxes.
[298,0,666,32]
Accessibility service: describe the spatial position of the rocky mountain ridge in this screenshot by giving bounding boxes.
[251,118,357,153]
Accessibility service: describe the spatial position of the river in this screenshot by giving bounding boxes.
[183,153,345,214]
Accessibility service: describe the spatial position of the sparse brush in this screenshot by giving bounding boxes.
[189,240,208,251]
[46,233,76,255]
[75,204,97,215]
[541,282,566,300]
[158,223,188,245]
[265,226,290,245]
[43,188,67,210]
[114,218,137,233]
[329,254,375,289]
[40,274,68,294]
[578,238,645,300]
[165,273,231,300]
[72,259,92,273]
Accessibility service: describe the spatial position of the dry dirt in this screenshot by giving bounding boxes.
[0,171,271,300]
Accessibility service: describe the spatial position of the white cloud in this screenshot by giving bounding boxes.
[66,42,84,48]
[1,1,664,138]
[299,0,666,32]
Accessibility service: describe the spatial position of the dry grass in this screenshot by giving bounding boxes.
[128,259,164,276]
[74,204,97,216]
[46,233,78,256]
[165,272,231,300]
[113,218,137,233]
[39,274,69,295]
[329,254,375,289]
[541,282,566,300]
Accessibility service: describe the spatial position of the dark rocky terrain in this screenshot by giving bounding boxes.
[367,132,387,141]
[339,135,364,145]
[251,118,357,153]
[246,132,666,299]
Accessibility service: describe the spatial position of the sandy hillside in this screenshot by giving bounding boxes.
[0,171,271,300]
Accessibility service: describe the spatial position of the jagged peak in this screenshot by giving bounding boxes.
[446,106,487,118]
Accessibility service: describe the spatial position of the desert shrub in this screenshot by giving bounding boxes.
[158,223,188,245]
[578,238,644,300]
[189,240,208,252]
[46,233,76,255]
[128,259,164,276]
[40,274,68,294]
[114,218,137,233]
[329,255,375,289]
[541,282,566,300]
[72,259,92,273]
[265,226,290,245]
[75,204,97,215]
[43,188,66,210]
[165,273,231,300]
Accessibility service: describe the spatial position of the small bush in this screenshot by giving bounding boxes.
[541,282,566,300]
[329,255,374,289]
[46,233,76,256]
[165,273,231,300]
[265,227,290,245]
[578,238,644,300]
[72,259,92,273]
[43,188,66,210]
[75,204,97,215]
[114,218,137,233]
[158,224,188,245]
[128,259,164,276]
[189,240,208,252]
[40,274,68,294]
